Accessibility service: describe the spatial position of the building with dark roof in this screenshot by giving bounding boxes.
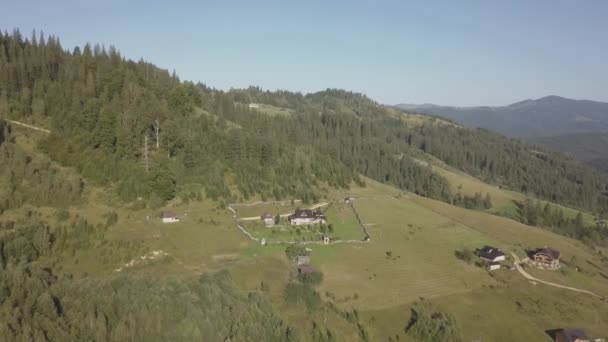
[554,328,589,342]
[475,245,506,262]
[288,208,326,225]
[298,265,317,274]
[261,212,275,227]
[161,212,180,223]
[532,247,561,269]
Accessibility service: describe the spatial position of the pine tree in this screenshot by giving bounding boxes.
[483,193,492,209]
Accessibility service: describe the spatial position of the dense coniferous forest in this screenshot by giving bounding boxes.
[2,30,607,214]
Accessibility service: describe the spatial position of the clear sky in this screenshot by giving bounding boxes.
[2,0,607,106]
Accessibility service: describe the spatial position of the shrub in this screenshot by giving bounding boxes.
[405,300,462,342]
[298,271,323,286]
[285,244,309,260]
[285,282,321,311]
[454,248,474,264]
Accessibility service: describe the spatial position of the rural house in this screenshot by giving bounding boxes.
[261,212,275,227]
[288,209,326,225]
[531,247,561,269]
[475,245,506,262]
[298,265,317,274]
[554,328,589,342]
[296,255,310,265]
[161,212,180,223]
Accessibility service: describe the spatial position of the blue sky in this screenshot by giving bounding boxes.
[2,0,607,106]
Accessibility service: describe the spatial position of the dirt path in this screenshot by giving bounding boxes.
[510,252,604,299]
[229,199,301,207]
[4,119,51,133]
[309,202,329,210]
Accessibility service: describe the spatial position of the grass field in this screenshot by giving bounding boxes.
[242,220,324,243]
[415,157,597,225]
[317,196,497,310]
[7,131,607,341]
[15,172,605,341]
[8,116,608,341]
[311,180,607,339]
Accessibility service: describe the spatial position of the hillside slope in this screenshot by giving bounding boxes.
[2,30,608,341]
[533,132,608,173]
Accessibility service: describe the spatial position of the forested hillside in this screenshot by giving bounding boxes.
[0,215,293,341]
[1,29,607,214]
[532,132,608,174]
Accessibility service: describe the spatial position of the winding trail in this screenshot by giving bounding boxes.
[510,252,605,299]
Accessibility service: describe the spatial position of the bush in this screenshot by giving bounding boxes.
[405,300,462,342]
[285,244,309,260]
[55,209,70,222]
[298,271,323,286]
[285,282,321,311]
[454,248,474,264]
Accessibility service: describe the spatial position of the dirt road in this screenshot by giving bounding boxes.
[510,252,604,299]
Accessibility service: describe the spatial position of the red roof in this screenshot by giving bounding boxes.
[298,265,317,274]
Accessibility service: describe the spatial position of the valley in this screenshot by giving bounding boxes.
[1,29,608,341]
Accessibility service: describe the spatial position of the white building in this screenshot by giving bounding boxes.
[488,263,501,271]
[288,209,326,226]
[261,212,275,227]
[161,212,180,223]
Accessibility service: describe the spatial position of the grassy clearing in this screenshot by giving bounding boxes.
[317,196,497,311]
[252,103,294,116]
[411,195,608,297]
[385,107,458,128]
[416,158,596,224]
[234,200,364,243]
[50,199,251,276]
[432,273,608,342]
[415,157,524,209]
[230,249,363,341]
[242,220,324,243]
[9,151,606,341]
[322,202,367,241]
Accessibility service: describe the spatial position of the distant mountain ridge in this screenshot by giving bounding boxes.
[395,96,608,138]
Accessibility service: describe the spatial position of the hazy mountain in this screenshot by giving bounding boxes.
[395,96,608,138]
